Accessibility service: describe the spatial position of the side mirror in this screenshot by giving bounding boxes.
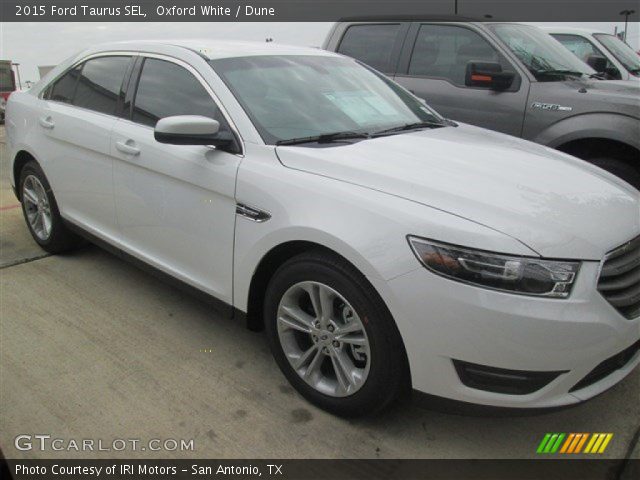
[154,115,232,148]
[586,54,608,73]
[465,61,515,91]
[605,66,622,80]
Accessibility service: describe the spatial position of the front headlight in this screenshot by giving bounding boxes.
[408,236,580,298]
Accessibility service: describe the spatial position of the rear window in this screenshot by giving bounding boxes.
[48,65,82,104]
[337,24,401,73]
[73,56,130,115]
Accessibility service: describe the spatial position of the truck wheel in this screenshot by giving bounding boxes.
[19,160,84,253]
[264,250,410,417]
[588,157,640,191]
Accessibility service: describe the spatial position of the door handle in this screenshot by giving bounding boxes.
[115,140,141,156]
[39,116,55,129]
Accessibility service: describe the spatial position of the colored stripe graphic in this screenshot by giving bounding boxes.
[550,433,565,453]
[574,433,588,453]
[537,433,566,453]
[539,433,614,454]
[584,434,598,453]
[559,433,575,453]
[537,433,552,453]
[598,434,613,453]
[585,433,614,454]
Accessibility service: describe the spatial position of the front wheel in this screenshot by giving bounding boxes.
[264,251,410,417]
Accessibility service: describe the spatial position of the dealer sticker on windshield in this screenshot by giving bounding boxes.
[324,91,402,124]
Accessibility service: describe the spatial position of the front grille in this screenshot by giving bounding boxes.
[597,235,640,320]
[570,340,640,392]
[453,360,566,395]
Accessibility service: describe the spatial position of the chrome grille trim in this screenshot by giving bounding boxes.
[598,235,640,320]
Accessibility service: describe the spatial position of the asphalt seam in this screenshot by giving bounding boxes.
[0,253,52,270]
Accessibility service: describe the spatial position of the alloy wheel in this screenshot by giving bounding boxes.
[22,175,53,241]
[276,281,371,397]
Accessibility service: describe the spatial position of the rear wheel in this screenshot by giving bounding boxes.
[19,161,83,253]
[264,250,410,417]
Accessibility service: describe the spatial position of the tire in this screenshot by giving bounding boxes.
[588,157,640,191]
[19,160,83,253]
[264,250,410,417]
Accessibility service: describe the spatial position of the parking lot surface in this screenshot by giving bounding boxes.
[0,126,638,462]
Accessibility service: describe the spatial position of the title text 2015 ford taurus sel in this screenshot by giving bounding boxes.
[6,41,640,416]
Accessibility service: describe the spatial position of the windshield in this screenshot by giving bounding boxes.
[489,24,595,81]
[593,34,640,75]
[210,55,445,145]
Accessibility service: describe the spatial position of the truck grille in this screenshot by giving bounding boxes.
[597,235,640,320]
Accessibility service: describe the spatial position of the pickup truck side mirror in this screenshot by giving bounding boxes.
[154,115,234,149]
[465,62,515,91]
[586,54,608,73]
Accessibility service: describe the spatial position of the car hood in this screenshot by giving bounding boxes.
[276,124,640,260]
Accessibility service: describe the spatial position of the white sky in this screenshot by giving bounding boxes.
[1,21,638,83]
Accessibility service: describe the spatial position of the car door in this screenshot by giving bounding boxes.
[393,23,529,137]
[38,55,133,237]
[111,55,241,304]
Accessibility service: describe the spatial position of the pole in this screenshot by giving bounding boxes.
[624,16,628,41]
[619,9,635,42]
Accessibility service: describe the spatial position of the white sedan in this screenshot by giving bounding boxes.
[5,40,640,416]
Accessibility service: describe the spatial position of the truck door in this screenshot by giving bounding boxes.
[393,23,529,137]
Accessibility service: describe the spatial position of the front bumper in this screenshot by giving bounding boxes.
[376,261,640,409]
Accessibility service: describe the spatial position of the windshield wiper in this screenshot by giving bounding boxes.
[535,69,585,78]
[373,121,444,137]
[276,131,370,146]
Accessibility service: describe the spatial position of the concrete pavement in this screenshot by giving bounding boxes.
[0,126,638,462]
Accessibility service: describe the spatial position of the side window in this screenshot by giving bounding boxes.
[551,34,619,75]
[73,56,130,115]
[408,25,508,86]
[132,58,225,129]
[338,24,401,73]
[47,65,82,104]
[552,34,602,61]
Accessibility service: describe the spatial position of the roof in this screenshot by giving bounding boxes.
[88,40,334,60]
[337,15,484,23]
[539,26,607,36]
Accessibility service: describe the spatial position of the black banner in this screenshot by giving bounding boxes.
[2,0,640,22]
[2,459,639,480]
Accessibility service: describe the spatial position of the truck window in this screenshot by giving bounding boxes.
[0,63,16,93]
[408,24,506,86]
[337,24,402,73]
[551,34,619,77]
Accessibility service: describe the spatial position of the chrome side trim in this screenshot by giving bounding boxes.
[236,203,271,222]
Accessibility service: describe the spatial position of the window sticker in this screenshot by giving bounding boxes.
[323,90,401,124]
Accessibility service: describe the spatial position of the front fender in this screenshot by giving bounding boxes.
[533,112,640,151]
[232,144,537,313]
